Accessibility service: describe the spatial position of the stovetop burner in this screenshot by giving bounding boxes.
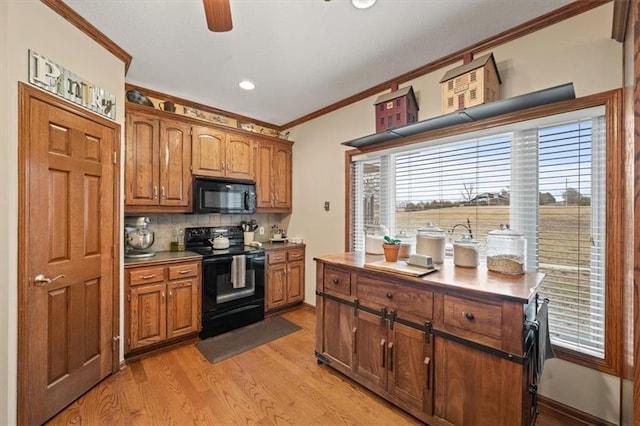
[185,226,263,258]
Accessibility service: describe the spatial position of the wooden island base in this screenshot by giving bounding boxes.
[315,252,546,426]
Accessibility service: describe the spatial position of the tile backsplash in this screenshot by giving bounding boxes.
[125,213,290,252]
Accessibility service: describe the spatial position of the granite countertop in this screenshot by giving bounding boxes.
[261,241,306,251]
[124,250,203,267]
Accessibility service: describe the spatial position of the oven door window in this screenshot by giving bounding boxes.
[205,256,256,306]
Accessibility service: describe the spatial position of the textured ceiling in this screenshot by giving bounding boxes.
[65,0,575,126]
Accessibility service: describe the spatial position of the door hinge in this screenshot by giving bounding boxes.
[112,335,120,351]
[127,294,131,302]
[112,151,117,164]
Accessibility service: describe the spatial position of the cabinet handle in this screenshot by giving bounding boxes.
[386,292,393,299]
[178,270,190,274]
[332,278,339,284]
[226,161,230,171]
[153,185,158,199]
[141,274,156,279]
[380,339,386,368]
[352,327,357,355]
[161,186,166,199]
[221,161,225,171]
[161,291,165,300]
[275,192,279,202]
[388,342,394,372]
[424,356,431,389]
[168,290,173,299]
[464,311,475,321]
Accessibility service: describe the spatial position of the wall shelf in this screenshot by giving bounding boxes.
[342,83,575,148]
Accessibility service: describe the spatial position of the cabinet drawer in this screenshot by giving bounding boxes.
[443,295,502,339]
[168,262,199,280]
[129,266,165,286]
[357,276,433,322]
[267,251,287,265]
[287,248,305,262]
[323,267,351,297]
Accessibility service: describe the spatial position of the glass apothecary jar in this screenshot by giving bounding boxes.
[453,235,479,268]
[486,225,526,274]
[416,222,446,264]
[365,224,388,255]
[395,230,415,259]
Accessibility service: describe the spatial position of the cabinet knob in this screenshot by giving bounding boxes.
[386,292,393,299]
[464,311,475,321]
[332,278,339,284]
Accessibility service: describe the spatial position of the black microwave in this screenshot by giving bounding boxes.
[193,177,257,214]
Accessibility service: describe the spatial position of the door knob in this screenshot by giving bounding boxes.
[34,274,64,287]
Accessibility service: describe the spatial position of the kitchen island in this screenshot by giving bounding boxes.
[315,252,545,426]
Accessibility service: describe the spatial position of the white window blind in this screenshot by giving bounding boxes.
[536,117,606,358]
[350,108,607,360]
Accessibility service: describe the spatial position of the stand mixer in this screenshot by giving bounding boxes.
[124,216,156,258]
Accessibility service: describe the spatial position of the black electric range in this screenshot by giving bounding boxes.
[185,226,265,338]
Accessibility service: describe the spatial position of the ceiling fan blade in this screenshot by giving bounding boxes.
[203,0,233,32]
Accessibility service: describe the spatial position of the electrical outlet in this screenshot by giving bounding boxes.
[259,226,265,235]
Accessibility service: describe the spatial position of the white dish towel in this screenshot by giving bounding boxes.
[231,255,246,289]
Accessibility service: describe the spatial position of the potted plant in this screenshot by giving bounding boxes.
[382,236,401,262]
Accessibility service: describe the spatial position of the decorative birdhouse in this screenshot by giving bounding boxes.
[374,84,419,133]
[440,52,501,114]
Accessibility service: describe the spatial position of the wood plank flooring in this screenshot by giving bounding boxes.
[47,306,574,425]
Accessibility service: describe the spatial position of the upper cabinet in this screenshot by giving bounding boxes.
[125,111,192,212]
[125,105,292,214]
[256,139,292,212]
[192,126,255,181]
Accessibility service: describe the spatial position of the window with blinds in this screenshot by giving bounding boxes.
[350,107,607,360]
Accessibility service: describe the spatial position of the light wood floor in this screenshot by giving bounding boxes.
[47,306,573,425]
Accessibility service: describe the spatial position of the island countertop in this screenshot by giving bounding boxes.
[314,252,544,303]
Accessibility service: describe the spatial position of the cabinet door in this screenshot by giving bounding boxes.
[266,263,287,311]
[226,134,255,180]
[434,338,523,425]
[354,310,387,390]
[125,112,160,206]
[167,278,200,339]
[160,120,192,207]
[130,283,166,349]
[286,259,304,304]
[321,298,354,371]
[192,125,226,177]
[388,323,433,415]
[272,142,292,210]
[256,141,274,209]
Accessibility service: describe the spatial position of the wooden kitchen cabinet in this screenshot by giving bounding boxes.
[192,125,255,181]
[315,253,544,426]
[125,111,192,212]
[265,245,304,313]
[256,139,292,212]
[126,259,201,355]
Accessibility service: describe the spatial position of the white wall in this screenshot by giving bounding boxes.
[287,3,625,424]
[1,2,126,424]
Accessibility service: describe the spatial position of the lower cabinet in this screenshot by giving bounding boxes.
[265,245,305,313]
[355,310,433,416]
[315,259,539,426]
[126,260,201,354]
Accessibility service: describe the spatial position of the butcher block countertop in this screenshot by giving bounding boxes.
[314,252,544,303]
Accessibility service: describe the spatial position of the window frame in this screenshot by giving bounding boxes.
[344,89,624,375]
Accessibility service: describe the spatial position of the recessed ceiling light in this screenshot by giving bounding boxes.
[239,80,255,90]
[351,0,376,9]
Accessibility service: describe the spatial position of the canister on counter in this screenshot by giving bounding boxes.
[453,234,479,268]
[486,225,526,274]
[416,222,446,264]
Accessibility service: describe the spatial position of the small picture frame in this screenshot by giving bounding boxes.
[237,121,255,132]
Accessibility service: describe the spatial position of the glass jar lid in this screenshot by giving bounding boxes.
[417,222,445,237]
[454,234,479,246]
[488,224,524,237]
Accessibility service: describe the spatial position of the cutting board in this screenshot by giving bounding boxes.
[363,260,438,277]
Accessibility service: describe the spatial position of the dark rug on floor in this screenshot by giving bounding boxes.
[195,317,302,363]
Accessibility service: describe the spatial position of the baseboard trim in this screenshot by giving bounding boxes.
[537,395,615,426]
